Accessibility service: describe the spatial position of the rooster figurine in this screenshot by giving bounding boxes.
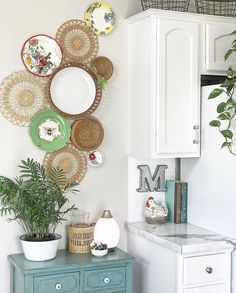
[144,196,168,224]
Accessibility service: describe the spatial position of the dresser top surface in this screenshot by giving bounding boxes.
[8,248,134,273]
[126,222,235,254]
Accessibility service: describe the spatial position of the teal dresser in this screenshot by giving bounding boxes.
[8,248,134,293]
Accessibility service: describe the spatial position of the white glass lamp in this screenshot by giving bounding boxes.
[94,210,120,250]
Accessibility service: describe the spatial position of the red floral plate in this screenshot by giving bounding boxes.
[21,34,63,77]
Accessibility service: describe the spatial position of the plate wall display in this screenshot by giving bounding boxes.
[44,144,87,186]
[29,109,71,152]
[85,2,115,35]
[48,63,102,119]
[71,116,104,151]
[0,70,48,126]
[56,19,98,63]
[21,34,62,77]
[92,56,114,80]
[86,150,104,167]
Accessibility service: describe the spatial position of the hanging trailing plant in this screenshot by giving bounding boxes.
[209,30,236,156]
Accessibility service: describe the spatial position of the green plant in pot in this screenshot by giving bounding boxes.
[209,31,236,156]
[0,158,77,261]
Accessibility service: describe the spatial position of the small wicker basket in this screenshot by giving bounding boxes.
[68,224,94,254]
[195,0,236,17]
[141,0,190,11]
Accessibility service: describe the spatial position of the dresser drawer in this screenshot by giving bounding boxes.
[34,272,80,293]
[84,267,126,292]
[184,253,231,285]
[184,283,230,293]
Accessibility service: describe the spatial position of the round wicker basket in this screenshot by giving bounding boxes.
[68,224,94,254]
[71,116,104,151]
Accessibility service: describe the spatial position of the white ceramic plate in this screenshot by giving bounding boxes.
[50,67,96,115]
[86,150,104,167]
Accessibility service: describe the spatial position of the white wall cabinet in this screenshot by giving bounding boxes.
[205,23,236,73]
[128,10,236,159]
[128,12,200,158]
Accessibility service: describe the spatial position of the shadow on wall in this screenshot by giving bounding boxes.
[125,0,143,18]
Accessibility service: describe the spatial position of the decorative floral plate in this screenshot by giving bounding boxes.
[21,34,62,77]
[43,144,87,186]
[29,109,71,152]
[48,63,102,119]
[86,150,104,167]
[0,70,48,126]
[56,20,98,63]
[85,2,115,35]
[71,116,104,151]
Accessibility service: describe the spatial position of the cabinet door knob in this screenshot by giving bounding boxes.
[206,267,213,274]
[193,125,199,130]
[104,277,110,284]
[55,283,62,290]
[193,139,199,144]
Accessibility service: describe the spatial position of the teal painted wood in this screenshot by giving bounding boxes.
[181,182,188,223]
[8,248,134,293]
[84,267,126,291]
[34,272,80,293]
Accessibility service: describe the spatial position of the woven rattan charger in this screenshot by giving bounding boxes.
[71,116,104,151]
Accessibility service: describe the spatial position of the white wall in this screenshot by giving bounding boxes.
[128,156,176,222]
[0,1,141,292]
[182,85,236,292]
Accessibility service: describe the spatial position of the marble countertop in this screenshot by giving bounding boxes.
[125,222,236,254]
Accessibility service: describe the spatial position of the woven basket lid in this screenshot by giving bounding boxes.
[43,143,87,186]
[92,56,114,80]
[0,70,48,127]
[71,116,104,151]
[56,19,99,64]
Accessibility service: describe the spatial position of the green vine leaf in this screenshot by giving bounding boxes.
[217,102,226,113]
[226,100,236,110]
[221,129,233,139]
[208,88,224,99]
[209,120,221,127]
[217,112,232,120]
[225,48,236,61]
[221,142,232,148]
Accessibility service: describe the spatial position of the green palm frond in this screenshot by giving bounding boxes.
[0,158,78,240]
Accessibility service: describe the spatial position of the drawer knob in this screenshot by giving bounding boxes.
[104,277,110,284]
[206,267,213,274]
[55,283,62,290]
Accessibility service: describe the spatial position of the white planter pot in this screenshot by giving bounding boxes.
[20,234,61,261]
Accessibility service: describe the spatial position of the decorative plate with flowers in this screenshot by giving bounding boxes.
[85,2,115,35]
[21,34,62,77]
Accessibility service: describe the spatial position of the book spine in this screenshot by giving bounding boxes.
[166,180,175,222]
[174,181,182,224]
[181,182,188,223]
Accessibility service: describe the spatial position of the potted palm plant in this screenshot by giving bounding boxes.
[0,158,77,261]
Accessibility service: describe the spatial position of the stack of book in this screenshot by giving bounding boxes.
[166,180,188,224]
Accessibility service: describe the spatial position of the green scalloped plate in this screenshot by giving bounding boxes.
[29,109,71,152]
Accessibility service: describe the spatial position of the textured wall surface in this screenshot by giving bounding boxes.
[0,1,141,292]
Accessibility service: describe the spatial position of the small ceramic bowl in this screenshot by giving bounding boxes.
[91,248,108,257]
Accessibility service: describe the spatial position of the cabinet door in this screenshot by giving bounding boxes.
[206,23,236,72]
[184,283,230,293]
[156,19,200,157]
